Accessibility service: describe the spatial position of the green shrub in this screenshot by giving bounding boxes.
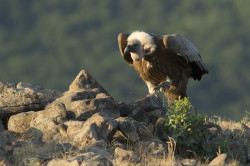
[164,97,230,158]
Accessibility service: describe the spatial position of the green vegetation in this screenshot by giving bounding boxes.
[0,1,250,120]
[164,98,230,158]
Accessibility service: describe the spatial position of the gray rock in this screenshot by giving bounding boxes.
[8,111,36,133]
[117,95,166,124]
[10,142,65,165]
[208,153,227,166]
[53,70,117,120]
[116,117,140,142]
[80,146,112,159]
[29,103,67,142]
[116,117,153,142]
[69,70,108,94]
[20,128,44,141]
[116,101,131,117]
[21,157,42,166]
[134,94,163,112]
[139,139,167,158]
[114,147,140,165]
[77,146,113,166]
[111,130,129,149]
[0,132,7,147]
[41,123,67,142]
[64,120,85,135]
[146,109,165,124]
[47,159,79,166]
[117,102,148,123]
[69,113,118,147]
[0,82,61,119]
[100,109,120,120]
[8,102,67,142]
[30,102,67,129]
[7,70,119,144]
[57,91,117,121]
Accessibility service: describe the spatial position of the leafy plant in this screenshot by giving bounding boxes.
[164,97,230,158]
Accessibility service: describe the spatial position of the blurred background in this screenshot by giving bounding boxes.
[0,0,249,120]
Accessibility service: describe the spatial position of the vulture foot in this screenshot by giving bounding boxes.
[153,81,171,93]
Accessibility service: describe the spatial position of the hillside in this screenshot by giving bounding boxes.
[0,1,250,120]
[0,70,249,165]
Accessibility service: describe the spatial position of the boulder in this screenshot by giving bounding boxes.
[3,69,250,166]
[68,113,118,147]
[8,111,36,133]
[146,109,165,124]
[7,70,118,144]
[64,120,85,136]
[10,142,64,165]
[0,82,61,119]
[117,101,148,123]
[114,147,140,165]
[30,102,67,129]
[134,94,164,112]
[208,153,227,166]
[69,70,108,94]
[116,117,140,142]
[52,70,117,120]
[8,102,67,142]
[117,95,166,124]
[139,139,167,158]
[47,159,79,166]
[77,146,113,166]
[116,117,153,142]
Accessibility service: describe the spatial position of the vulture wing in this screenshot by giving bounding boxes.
[118,33,133,65]
[162,34,209,80]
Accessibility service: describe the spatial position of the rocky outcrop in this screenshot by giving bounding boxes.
[0,82,61,119]
[51,70,117,121]
[0,69,249,165]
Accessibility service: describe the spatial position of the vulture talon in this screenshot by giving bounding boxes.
[153,81,171,93]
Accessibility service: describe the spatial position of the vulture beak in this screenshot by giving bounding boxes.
[124,45,133,54]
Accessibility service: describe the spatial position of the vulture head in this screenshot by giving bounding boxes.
[124,31,156,61]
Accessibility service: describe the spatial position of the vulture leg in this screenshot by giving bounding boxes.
[153,76,172,93]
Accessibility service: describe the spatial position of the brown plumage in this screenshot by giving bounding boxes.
[118,31,208,105]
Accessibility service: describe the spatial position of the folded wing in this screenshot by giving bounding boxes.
[118,33,133,65]
[162,34,209,80]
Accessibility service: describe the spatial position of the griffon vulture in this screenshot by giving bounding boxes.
[118,31,208,105]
